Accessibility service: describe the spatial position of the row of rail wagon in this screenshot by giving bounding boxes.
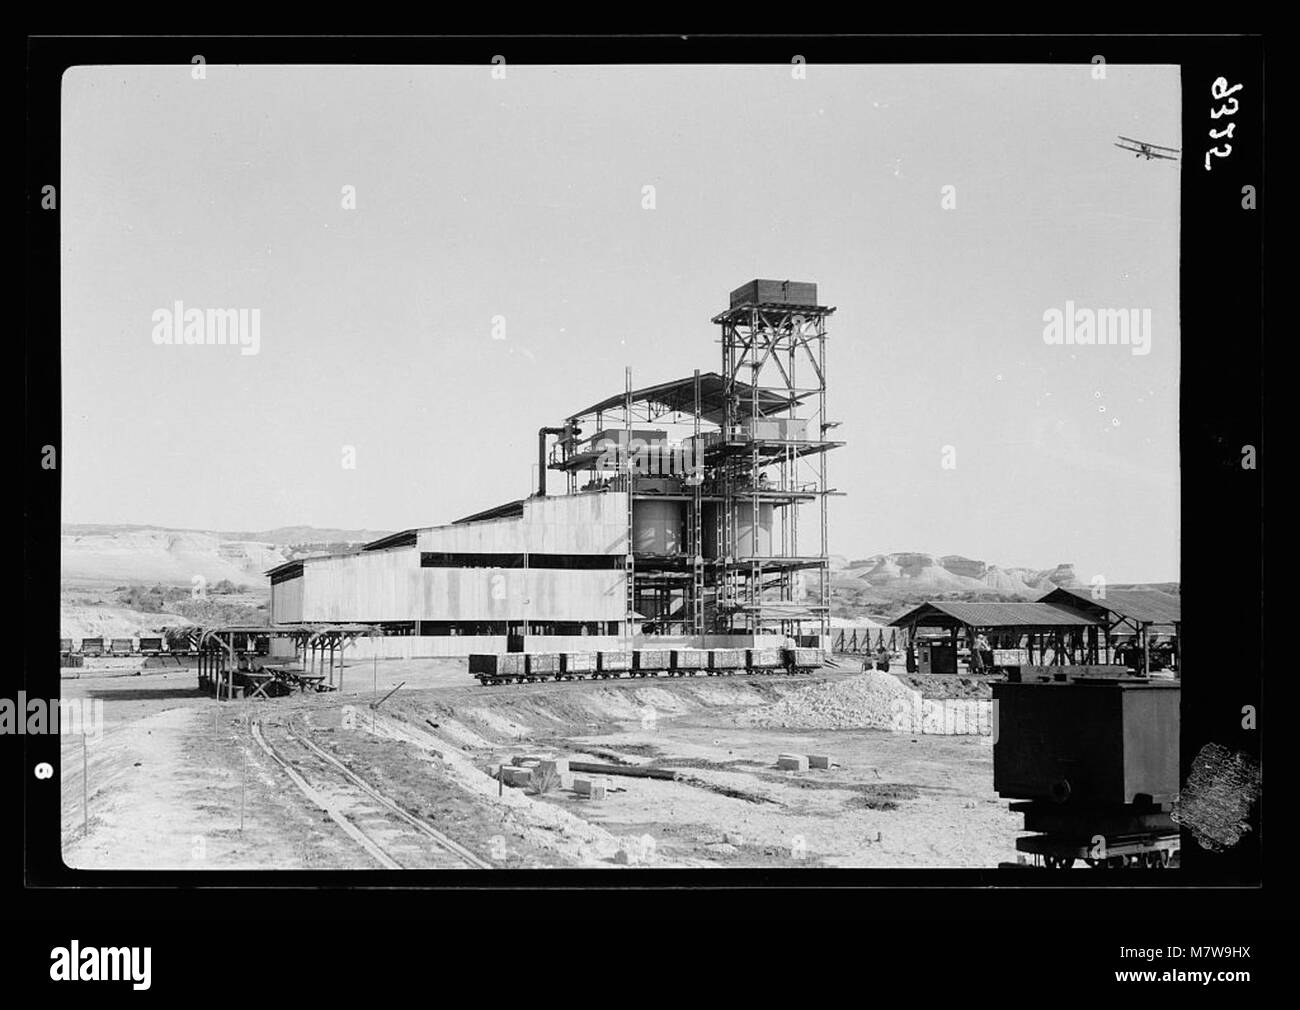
[60,636,173,659]
[468,646,824,685]
[61,635,267,659]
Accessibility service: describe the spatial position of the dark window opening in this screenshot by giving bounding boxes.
[420,552,622,569]
[407,621,618,636]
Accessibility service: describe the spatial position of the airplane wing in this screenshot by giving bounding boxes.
[1117,136,1180,152]
[1147,151,1179,161]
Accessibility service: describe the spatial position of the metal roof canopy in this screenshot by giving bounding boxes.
[454,499,527,524]
[567,371,806,425]
[197,624,377,701]
[889,600,1102,630]
[198,623,376,643]
[1037,586,1181,627]
[360,530,418,551]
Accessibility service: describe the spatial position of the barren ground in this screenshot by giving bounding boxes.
[59,657,1020,870]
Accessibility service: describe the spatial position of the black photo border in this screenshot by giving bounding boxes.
[18,33,1270,923]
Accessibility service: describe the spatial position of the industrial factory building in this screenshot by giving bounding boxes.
[268,280,841,658]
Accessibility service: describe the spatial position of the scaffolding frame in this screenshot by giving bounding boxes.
[712,298,838,644]
[545,289,842,646]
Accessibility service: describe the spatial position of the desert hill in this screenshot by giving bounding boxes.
[61,523,392,588]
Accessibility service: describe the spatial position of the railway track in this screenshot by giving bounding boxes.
[250,715,490,870]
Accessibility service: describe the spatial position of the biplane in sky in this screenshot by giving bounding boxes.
[1114,136,1180,161]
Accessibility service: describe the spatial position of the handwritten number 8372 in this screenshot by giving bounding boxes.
[1205,77,1243,172]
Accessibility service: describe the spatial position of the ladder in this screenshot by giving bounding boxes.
[690,370,705,635]
[624,367,635,643]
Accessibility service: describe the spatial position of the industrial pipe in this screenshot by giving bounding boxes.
[537,426,567,497]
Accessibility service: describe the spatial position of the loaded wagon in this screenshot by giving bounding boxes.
[469,645,825,686]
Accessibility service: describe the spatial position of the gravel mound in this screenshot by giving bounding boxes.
[892,673,994,700]
[733,672,920,730]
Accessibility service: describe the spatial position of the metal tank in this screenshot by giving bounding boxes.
[632,499,686,555]
[701,501,774,559]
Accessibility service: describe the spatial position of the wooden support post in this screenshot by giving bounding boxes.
[82,732,88,838]
[240,731,247,831]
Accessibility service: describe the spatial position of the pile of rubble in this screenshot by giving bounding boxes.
[733,671,919,731]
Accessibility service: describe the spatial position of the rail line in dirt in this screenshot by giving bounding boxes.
[250,715,491,870]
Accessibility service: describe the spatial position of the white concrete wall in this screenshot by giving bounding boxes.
[293,493,630,624]
[635,634,788,649]
[344,635,510,659]
[417,491,628,556]
[521,492,628,555]
[302,547,421,622]
[416,568,624,622]
[522,635,625,653]
[418,520,525,553]
[295,550,624,624]
[338,634,625,659]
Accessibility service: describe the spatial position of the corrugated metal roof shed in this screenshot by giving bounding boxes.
[1038,586,1181,625]
[889,600,1101,628]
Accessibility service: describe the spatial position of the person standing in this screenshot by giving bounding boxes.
[874,645,891,673]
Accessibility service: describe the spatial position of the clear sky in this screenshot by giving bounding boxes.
[61,62,1180,583]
